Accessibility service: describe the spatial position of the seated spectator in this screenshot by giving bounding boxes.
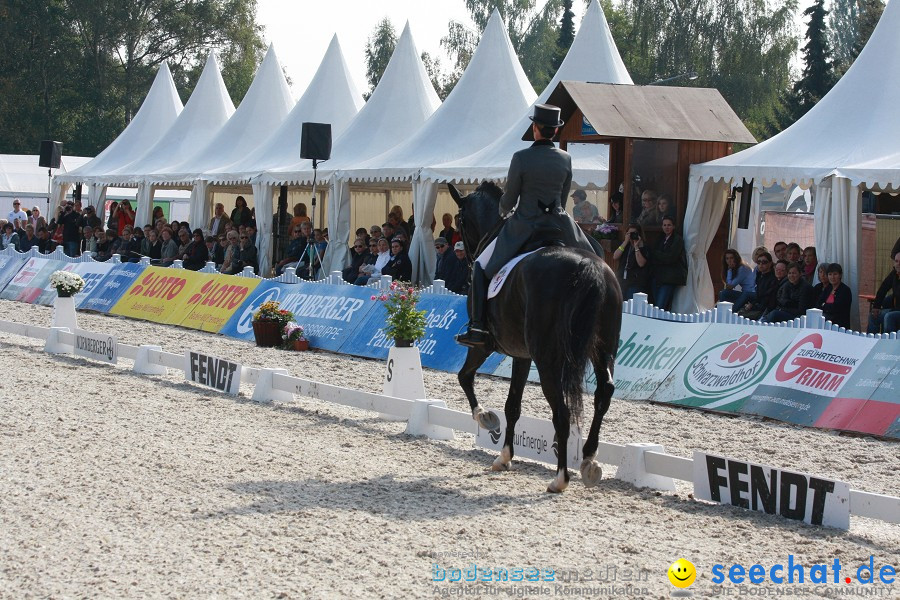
[387,212,409,240]
[354,237,391,285]
[304,228,328,280]
[718,249,756,312]
[438,213,455,242]
[433,237,450,279]
[159,228,178,266]
[369,225,383,242]
[608,192,624,224]
[354,227,370,248]
[613,223,650,301]
[866,250,900,334]
[120,226,142,262]
[772,241,788,262]
[774,259,789,289]
[236,232,258,274]
[572,189,599,225]
[650,216,686,311]
[1,222,20,251]
[342,238,371,283]
[380,222,395,242]
[80,226,96,257]
[817,263,852,329]
[104,229,124,260]
[383,237,412,282]
[276,222,312,276]
[785,242,802,264]
[739,251,777,320]
[442,241,471,295]
[206,235,224,268]
[636,190,660,227]
[811,263,828,298]
[657,194,675,221]
[220,231,242,274]
[208,203,232,237]
[18,225,37,252]
[289,203,310,230]
[94,231,111,261]
[761,263,815,323]
[182,228,209,270]
[144,229,162,262]
[35,227,55,254]
[802,246,817,283]
[751,246,769,274]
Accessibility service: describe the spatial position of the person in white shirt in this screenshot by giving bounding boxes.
[208,203,232,237]
[7,199,28,229]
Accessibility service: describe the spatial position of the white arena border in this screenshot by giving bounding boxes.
[0,317,897,528]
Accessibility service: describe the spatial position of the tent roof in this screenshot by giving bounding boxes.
[155,45,294,185]
[56,64,183,184]
[107,52,235,184]
[691,0,900,189]
[260,23,441,186]
[2,155,91,196]
[340,9,536,183]
[541,81,756,143]
[420,0,631,187]
[210,35,363,185]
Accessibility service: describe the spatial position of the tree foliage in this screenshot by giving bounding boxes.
[0,0,265,156]
[553,0,576,73]
[828,0,858,74]
[855,0,885,57]
[785,0,835,123]
[363,17,396,101]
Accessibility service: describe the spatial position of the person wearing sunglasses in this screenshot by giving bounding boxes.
[342,237,373,283]
[739,251,777,320]
[275,223,309,276]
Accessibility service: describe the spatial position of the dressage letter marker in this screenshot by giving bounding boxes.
[185,351,242,395]
[692,451,850,529]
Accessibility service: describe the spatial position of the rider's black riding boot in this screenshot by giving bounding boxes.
[456,262,490,347]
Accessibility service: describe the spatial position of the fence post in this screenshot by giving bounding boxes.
[632,293,648,316]
[44,327,71,355]
[431,279,446,295]
[715,302,733,323]
[329,271,343,285]
[173,259,183,269]
[615,443,676,491]
[133,345,168,375]
[252,368,293,403]
[805,308,825,330]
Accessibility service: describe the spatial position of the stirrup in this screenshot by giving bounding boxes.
[456,327,490,348]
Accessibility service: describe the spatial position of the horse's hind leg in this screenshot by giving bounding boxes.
[492,357,530,472]
[534,363,570,493]
[580,352,614,488]
[458,346,499,430]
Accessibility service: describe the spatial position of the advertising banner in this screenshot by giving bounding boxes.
[34,261,115,306]
[693,451,851,529]
[0,257,66,303]
[475,412,583,470]
[177,274,262,332]
[77,262,147,312]
[743,331,877,426]
[0,254,27,295]
[73,328,118,365]
[109,267,207,325]
[653,324,800,413]
[184,351,241,395]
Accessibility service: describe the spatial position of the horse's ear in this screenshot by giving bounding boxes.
[447,183,463,207]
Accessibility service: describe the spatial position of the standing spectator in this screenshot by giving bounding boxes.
[106,201,120,232]
[772,241,788,261]
[289,203,311,229]
[718,249,756,311]
[608,191,624,224]
[7,199,27,229]
[79,205,101,230]
[740,251,778,320]
[208,203,232,237]
[650,216,686,311]
[159,228,178,266]
[866,251,900,334]
[802,246,818,283]
[114,200,135,235]
[182,229,209,270]
[230,196,252,227]
[657,194,675,220]
[29,206,48,231]
[762,263,815,323]
[56,201,82,256]
[442,241,471,295]
[438,213,455,241]
[817,263,852,329]
[383,237,412,282]
[342,238,371,283]
[636,190,660,228]
[613,223,650,301]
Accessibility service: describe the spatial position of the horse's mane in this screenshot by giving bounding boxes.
[469,181,504,256]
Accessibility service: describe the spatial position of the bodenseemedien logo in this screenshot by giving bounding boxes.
[683,334,768,398]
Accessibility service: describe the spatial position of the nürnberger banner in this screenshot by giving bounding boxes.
[73,328,118,365]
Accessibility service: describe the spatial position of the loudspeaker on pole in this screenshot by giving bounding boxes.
[300,123,332,161]
[39,141,63,169]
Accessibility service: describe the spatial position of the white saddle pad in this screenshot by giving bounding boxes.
[486,249,539,299]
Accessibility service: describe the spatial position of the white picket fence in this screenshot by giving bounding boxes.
[0,316,897,528]
[0,246,896,337]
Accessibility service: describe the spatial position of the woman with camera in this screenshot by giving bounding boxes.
[112,200,135,235]
[613,223,650,301]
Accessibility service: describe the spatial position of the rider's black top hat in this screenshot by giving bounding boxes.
[529,103,564,128]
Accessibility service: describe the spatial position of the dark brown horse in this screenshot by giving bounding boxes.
[450,182,622,492]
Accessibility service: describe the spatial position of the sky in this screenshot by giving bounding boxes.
[255,0,575,99]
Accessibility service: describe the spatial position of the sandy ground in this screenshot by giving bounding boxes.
[0,299,897,599]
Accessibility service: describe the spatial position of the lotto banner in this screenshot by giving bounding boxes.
[218,281,378,352]
[654,324,800,412]
[0,254,27,295]
[744,330,878,427]
[109,267,207,325]
[177,274,262,332]
[78,262,147,312]
[0,257,67,303]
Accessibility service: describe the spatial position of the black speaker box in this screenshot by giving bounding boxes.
[300,122,332,161]
[39,140,63,169]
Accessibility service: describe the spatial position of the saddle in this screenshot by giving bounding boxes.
[522,223,565,254]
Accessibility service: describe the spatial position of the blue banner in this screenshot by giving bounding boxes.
[219,281,378,352]
[78,262,147,312]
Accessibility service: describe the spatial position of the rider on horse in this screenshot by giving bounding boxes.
[456,104,604,348]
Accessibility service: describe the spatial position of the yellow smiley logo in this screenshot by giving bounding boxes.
[667,558,697,588]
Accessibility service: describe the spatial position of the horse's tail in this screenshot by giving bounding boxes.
[558,256,605,424]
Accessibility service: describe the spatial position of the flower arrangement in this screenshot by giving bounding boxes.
[593,222,619,241]
[253,300,294,328]
[372,281,427,345]
[282,322,306,349]
[49,270,85,297]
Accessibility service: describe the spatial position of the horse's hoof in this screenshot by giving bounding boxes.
[546,471,569,493]
[491,456,511,471]
[478,411,501,431]
[580,459,603,488]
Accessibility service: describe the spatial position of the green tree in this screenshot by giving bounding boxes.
[855,0,885,57]
[552,0,576,72]
[829,0,858,74]
[790,0,835,119]
[364,18,396,100]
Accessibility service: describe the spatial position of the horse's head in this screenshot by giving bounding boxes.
[448,181,503,258]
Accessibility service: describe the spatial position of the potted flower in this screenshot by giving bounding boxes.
[593,222,619,241]
[252,300,294,347]
[283,322,308,351]
[49,270,85,297]
[372,281,427,347]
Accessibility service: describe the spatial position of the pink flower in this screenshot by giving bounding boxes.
[380,295,388,301]
[370,295,377,300]
[400,295,407,301]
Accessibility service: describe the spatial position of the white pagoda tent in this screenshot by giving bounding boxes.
[680,0,900,326]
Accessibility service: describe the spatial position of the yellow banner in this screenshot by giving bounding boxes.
[178,274,261,332]
[110,267,207,325]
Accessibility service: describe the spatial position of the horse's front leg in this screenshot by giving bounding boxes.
[493,357,530,471]
[581,353,615,488]
[458,346,498,430]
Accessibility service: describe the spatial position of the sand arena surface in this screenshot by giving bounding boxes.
[0,299,897,598]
